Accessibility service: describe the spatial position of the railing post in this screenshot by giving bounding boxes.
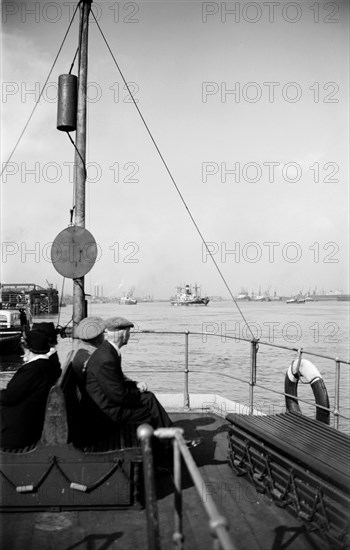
[334,358,340,430]
[173,437,184,550]
[137,424,161,550]
[184,331,190,410]
[249,339,258,414]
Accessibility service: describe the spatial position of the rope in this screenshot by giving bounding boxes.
[0,456,127,495]
[0,1,82,178]
[91,11,255,340]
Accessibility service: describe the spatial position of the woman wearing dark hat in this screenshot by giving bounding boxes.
[0,330,60,449]
[31,322,62,385]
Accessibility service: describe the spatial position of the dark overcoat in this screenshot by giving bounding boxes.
[0,357,59,448]
[86,340,141,423]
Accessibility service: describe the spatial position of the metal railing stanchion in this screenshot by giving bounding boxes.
[184,331,190,409]
[137,424,161,550]
[334,358,341,430]
[173,436,184,549]
[249,339,258,414]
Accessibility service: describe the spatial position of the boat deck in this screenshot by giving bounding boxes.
[0,411,334,550]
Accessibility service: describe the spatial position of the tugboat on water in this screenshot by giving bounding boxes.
[170,284,209,306]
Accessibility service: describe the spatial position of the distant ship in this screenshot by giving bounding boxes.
[286,295,306,304]
[337,294,350,301]
[120,292,137,305]
[235,288,251,301]
[170,284,209,306]
[252,287,272,302]
[312,290,344,301]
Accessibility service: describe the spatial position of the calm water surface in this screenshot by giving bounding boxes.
[2,300,349,432]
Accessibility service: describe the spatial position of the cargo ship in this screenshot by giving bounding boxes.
[170,284,210,306]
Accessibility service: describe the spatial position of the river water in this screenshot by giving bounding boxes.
[2,300,349,433]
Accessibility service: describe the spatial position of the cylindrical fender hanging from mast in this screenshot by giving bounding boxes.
[57,74,78,132]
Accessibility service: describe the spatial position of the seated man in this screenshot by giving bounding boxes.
[86,317,173,430]
[71,316,106,384]
[0,330,60,448]
[65,317,108,445]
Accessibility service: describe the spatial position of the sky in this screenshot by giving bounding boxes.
[1,0,349,299]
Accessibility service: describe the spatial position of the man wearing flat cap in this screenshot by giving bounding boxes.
[71,317,106,383]
[0,330,60,448]
[85,316,173,431]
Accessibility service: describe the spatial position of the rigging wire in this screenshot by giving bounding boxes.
[92,11,256,340]
[0,1,82,179]
[69,48,80,74]
[66,131,88,213]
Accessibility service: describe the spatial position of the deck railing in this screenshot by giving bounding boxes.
[129,330,350,430]
[137,424,236,550]
[1,329,348,428]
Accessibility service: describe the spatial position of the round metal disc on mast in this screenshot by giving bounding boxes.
[51,226,97,279]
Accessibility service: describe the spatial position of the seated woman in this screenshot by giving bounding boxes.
[0,330,61,449]
[31,322,62,384]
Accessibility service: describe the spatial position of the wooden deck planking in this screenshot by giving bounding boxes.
[0,509,148,550]
[0,412,336,550]
[170,412,333,550]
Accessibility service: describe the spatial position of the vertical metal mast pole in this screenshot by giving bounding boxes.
[73,0,91,334]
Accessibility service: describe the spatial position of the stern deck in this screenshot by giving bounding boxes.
[0,411,335,550]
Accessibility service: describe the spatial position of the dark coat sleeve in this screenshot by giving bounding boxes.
[94,355,127,404]
[0,363,47,406]
[87,343,140,409]
[94,354,140,405]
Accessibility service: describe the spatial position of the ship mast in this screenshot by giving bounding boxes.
[72,0,92,334]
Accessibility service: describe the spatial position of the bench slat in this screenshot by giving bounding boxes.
[226,412,349,490]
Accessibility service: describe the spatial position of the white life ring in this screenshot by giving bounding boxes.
[284,358,330,424]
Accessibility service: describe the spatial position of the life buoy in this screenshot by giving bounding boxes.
[285,358,330,424]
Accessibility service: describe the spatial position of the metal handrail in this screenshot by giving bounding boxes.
[2,329,348,428]
[130,330,350,430]
[136,330,350,364]
[4,328,347,368]
[137,424,236,550]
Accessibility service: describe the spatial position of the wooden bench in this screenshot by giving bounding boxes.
[0,354,143,511]
[226,412,350,548]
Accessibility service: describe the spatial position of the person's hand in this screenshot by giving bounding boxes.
[136,381,148,393]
